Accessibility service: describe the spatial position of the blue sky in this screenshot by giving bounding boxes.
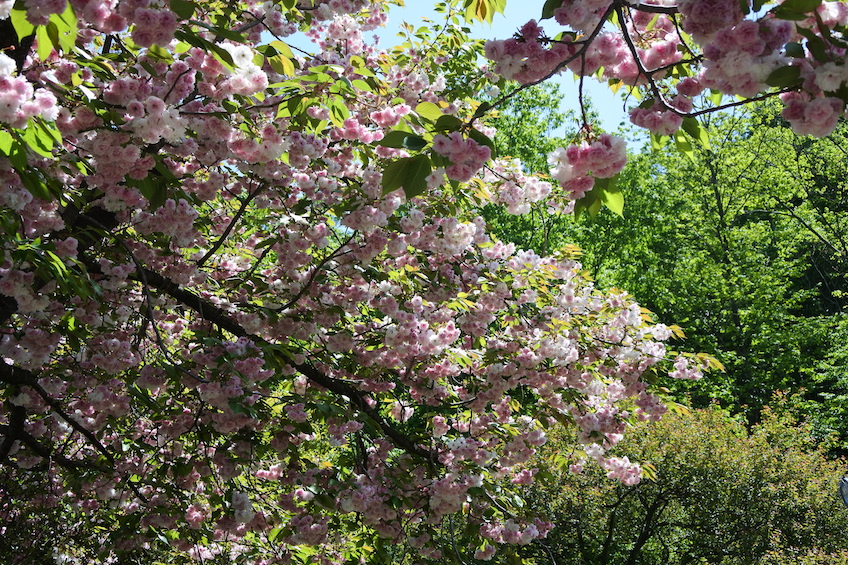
[375,1,628,132]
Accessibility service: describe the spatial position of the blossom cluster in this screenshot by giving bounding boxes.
[483,159,553,214]
[484,0,848,141]
[0,54,58,128]
[548,134,627,199]
[699,19,793,98]
[483,20,577,84]
[431,131,492,182]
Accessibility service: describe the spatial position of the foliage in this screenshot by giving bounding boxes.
[524,402,848,565]
[761,548,848,565]
[483,82,574,256]
[553,106,848,449]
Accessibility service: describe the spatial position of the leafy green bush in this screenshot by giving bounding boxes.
[523,404,848,565]
[761,547,848,565]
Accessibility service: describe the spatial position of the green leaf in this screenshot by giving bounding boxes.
[45,21,63,57]
[541,0,562,19]
[382,158,411,194]
[585,194,603,217]
[377,130,410,149]
[21,123,54,157]
[596,174,624,217]
[36,26,53,61]
[8,139,27,170]
[19,170,52,201]
[709,89,723,106]
[172,461,193,477]
[415,102,444,122]
[268,55,295,76]
[573,189,600,219]
[402,135,428,151]
[314,494,337,510]
[464,0,504,23]
[153,159,178,181]
[765,65,802,87]
[49,3,78,53]
[650,133,666,152]
[169,0,197,20]
[268,526,284,543]
[353,65,375,77]
[269,40,295,59]
[132,175,168,209]
[434,115,463,132]
[331,76,355,95]
[784,41,805,58]
[381,155,432,199]
[772,0,821,20]
[376,131,428,151]
[35,120,62,153]
[807,36,829,62]
[10,9,35,42]
[681,117,711,150]
[328,97,350,127]
[673,130,696,163]
[147,43,174,63]
[173,30,234,69]
[473,101,492,119]
[777,0,821,12]
[351,79,373,92]
[0,131,14,156]
[228,399,256,418]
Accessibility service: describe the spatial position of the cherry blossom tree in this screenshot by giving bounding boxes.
[0,0,843,563]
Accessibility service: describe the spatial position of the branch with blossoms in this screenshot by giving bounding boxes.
[3,0,835,562]
[475,0,848,210]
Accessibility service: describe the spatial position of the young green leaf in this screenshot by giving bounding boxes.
[597,174,624,217]
[415,102,444,122]
[681,117,711,150]
[765,65,802,87]
[0,131,15,156]
[169,0,197,20]
[10,9,35,42]
[673,130,696,163]
[542,0,562,19]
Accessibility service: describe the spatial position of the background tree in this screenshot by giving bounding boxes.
[545,105,848,450]
[524,401,848,565]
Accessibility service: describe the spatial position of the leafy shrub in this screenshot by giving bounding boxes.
[523,404,848,565]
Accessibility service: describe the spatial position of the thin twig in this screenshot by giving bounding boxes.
[197,183,265,267]
[79,216,207,384]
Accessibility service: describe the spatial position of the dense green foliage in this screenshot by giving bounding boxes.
[491,99,848,450]
[487,96,848,563]
[524,404,848,565]
[588,109,848,447]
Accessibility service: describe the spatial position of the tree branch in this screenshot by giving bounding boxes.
[132,266,436,462]
[197,184,265,267]
[0,404,25,463]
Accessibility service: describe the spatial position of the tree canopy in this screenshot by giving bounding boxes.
[2,0,848,563]
[525,402,848,565]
